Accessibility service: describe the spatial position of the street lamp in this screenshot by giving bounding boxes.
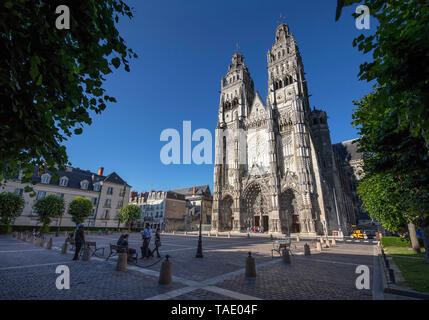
[195,210,203,258]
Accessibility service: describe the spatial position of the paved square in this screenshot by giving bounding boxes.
[0,233,377,300]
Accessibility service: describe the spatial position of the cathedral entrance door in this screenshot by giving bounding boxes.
[262,216,269,232]
[292,215,300,233]
[254,216,260,227]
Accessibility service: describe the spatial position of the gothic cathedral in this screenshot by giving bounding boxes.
[212,24,360,236]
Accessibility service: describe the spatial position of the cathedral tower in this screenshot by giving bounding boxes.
[212,24,354,236]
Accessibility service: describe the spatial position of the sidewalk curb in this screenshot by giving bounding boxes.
[378,244,429,300]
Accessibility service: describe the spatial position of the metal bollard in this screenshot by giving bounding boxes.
[282,249,291,264]
[116,251,127,272]
[46,238,53,250]
[61,242,68,254]
[304,243,311,256]
[159,255,172,285]
[245,252,256,277]
[82,245,92,261]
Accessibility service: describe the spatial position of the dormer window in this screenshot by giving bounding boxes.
[94,184,101,191]
[80,180,89,190]
[41,174,51,184]
[59,177,68,187]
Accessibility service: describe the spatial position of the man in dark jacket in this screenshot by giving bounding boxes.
[73,223,85,261]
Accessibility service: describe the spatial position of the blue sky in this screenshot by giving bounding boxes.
[63,0,373,193]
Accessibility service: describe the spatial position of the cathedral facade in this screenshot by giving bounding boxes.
[211,24,360,236]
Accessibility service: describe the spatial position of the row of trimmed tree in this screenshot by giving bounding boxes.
[0,192,142,233]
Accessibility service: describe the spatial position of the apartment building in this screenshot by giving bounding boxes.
[3,166,131,228]
[129,190,188,231]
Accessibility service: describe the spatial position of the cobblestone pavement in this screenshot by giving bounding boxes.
[0,234,380,300]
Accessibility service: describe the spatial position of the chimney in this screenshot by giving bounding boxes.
[98,167,104,176]
[193,186,196,194]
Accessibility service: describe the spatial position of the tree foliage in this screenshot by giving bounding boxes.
[335,0,429,228]
[118,204,141,227]
[0,0,137,183]
[0,192,25,226]
[33,194,65,227]
[68,196,93,224]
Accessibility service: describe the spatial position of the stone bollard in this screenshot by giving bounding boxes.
[172,230,175,235]
[282,248,291,264]
[207,232,211,237]
[185,231,187,235]
[116,251,127,272]
[296,236,300,242]
[228,232,231,239]
[320,237,324,244]
[82,245,92,262]
[316,241,322,252]
[216,232,219,237]
[331,238,336,246]
[245,252,256,277]
[61,242,68,254]
[39,237,45,248]
[325,239,330,248]
[159,255,172,285]
[47,238,53,250]
[304,243,311,256]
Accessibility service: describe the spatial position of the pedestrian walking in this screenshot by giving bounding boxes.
[140,223,152,258]
[151,228,161,258]
[73,223,85,261]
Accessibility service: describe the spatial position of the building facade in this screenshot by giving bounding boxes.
[212,24,361,236]
[3,166,131,228]
[129,190,188,231]
[170,185,213,231]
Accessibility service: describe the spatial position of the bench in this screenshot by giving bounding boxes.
[66,239,104,258]
[106,244,138,263]
[85,241,105,258]
[271,239,294,257]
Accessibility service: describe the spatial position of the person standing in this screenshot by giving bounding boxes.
[73,223,85,261]
[141,223,152,258]
[151,228,161,258]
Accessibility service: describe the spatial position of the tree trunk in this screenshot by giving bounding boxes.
[408,222,421,254]
[421,217,429,264]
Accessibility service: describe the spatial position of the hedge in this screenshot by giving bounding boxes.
[381,236,411,247]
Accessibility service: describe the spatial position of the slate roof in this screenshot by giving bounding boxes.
[32,166,129,191]
[332,139,364,163]
[170,185,211,196]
